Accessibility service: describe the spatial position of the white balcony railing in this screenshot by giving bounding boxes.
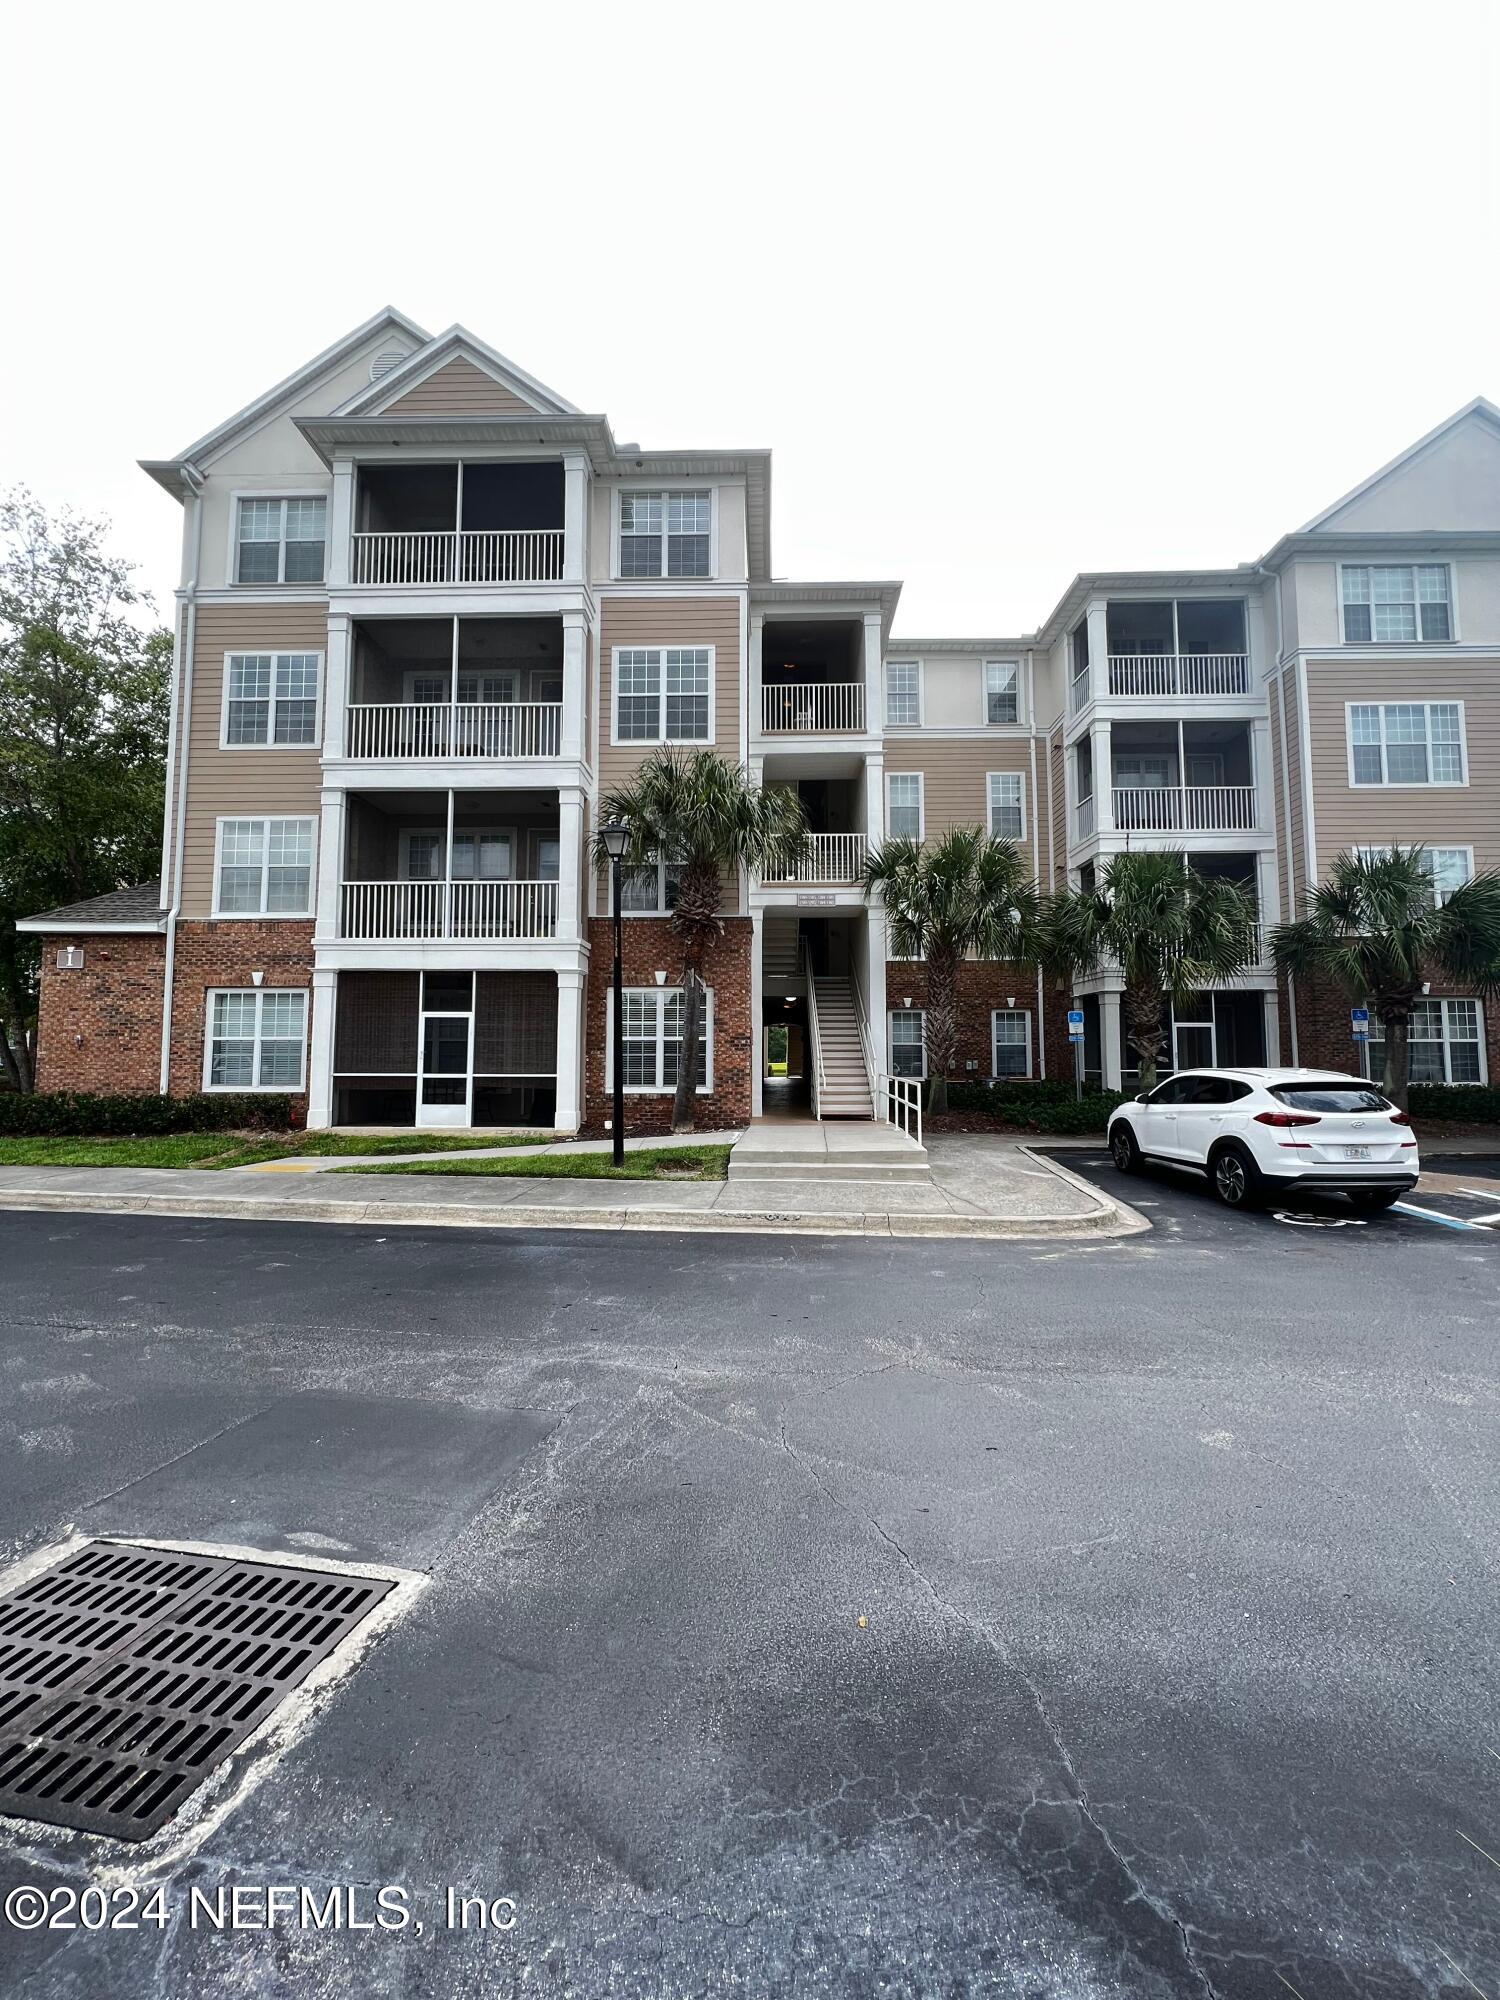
[763,833,868,886]
[339,879,559,941]
[1112,785,1257,832]
[350,529,565,586]
[760,682,866,734]
[1107,653,1249,697]
[1075,793,1096,840]
[344,702,563,761]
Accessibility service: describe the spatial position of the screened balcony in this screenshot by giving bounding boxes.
[1105,599,1248,697]
[351,461,565,585]
[760,776,867,884]
[758,619,866,734]
[1108,722,1258,833]
[345,616,564,761]
[338,788,561,941]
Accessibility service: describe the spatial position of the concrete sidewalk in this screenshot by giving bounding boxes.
[0,1134,1143,1241]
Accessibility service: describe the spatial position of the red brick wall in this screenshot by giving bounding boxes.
[884,960,1072,1082]
[166,921,315,1101]
[583,917,752,1134]
[35,933,166,1094]
[1286,972,1500,1082]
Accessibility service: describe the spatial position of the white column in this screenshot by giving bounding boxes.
[748,612,764,742]
[557,786,584,943]
[865,752,885,848]
[329,459,354,588]
[562,453,588,582]
[324,615,351,761]
[1085,599,1109,702]
[1250,715,1273,834]
[1099,989,1123,1089]
[553,965,586,1133]
[306,968,337,1129]
[1262,990,1282,1066]
[315,787,346,944]
[561,611,586,762]
[866,907,888,1077]
[1089,719,1114,834]
[750,910,764,1117]
[862,612,883,737]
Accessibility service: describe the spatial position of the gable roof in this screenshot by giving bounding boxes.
[1296,396,1500,534]
[141,306,431,498]
[16,882,165,933]
[335,324,579,419]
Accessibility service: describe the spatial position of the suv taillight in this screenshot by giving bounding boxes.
[1254,1110,1322,1127]
[1389,1111,1413,1126]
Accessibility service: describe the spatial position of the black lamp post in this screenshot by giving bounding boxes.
[600,819,630,1167]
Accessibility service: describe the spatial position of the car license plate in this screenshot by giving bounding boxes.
[1345,1146,1372,1160]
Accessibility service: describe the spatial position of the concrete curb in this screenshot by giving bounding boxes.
[0,1170,1145,1243]
[1020,1144,1151,1236]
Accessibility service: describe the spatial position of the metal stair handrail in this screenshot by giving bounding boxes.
[803,935,826,1122]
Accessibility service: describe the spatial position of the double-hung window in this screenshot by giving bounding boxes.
[614,647,711,742]
[886,772,923,841]
[1342,564,1451,643]
[611,986,713,1091]
[236,497,327,584]
[619,853,683,914]
[991,1010,1031,1078]
[206,988,307,1090]
[215,817,315,915]
[1370,998,1484,1085]
[619,490,711,577]
[1355,844,1473,905]
[987,771,1024,841]
[889,1009,926,1079]
[984,660,1020,724]
[223,653,320,746]
[886,661,921,726]
[1348,702,1465,786]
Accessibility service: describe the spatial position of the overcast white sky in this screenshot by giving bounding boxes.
[5,1,1497,636]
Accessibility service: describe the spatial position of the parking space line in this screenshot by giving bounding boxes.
[1392,1201,1489,1232]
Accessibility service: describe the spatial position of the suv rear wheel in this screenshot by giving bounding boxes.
[1109,1123,1141,1174]
[1211,1143,1264,1210]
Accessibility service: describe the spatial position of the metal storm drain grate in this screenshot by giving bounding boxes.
[0,1541,394,1841]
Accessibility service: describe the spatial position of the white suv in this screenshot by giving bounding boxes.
[1106,1067,1421,1210]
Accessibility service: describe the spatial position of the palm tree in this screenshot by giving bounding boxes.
[1271,846,1500,1109]
[863,828,1042,1116]
[1042,851,1260,1090]
[597,749,809,1133]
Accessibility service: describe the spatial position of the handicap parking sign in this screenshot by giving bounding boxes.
[1351,1007,1369,1040]
[1067,1008,1085,1042]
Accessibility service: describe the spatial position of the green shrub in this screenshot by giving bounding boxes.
[936,1078,1125,1132]
[1408,1082,1500,1125]
[0,1092,300,1137]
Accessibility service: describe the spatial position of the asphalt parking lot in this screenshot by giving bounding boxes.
[1,1203,1498,1999]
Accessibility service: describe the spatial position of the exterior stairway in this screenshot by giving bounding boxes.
[812,976,874,1119]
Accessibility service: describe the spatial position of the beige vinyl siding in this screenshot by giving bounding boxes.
[180,602,328,918]
[1049,733,1065,888]
[1281,668,1306,911]
[1268,685,1291,920]
[383,356,536,417]
[1306,658,1500,878]
[884,737,1037,874]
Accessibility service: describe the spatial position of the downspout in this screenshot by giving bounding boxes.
[159,464,205,1093]
[1256,562,1299,1064]
[1027,670,1045,1076]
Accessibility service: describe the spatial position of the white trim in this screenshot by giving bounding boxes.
[1353,842,1475,906]
[1343,698,1469,789]
[604,985,715,1094]
[887,1006,926,1080]
[202,986,309,1092]
[611,484,718,583]
[227,490,330,589]
[336,323,579,420]
[1296,398,1500,534]
[885,658,923,728]
[15,917,165,936]
[1295,658,1318,892]
[609,643,717,747]
[981,658,1023,727]
[612,854,683,916]
[990,1007,1033,1079]
[986,769,1026,842]
[1336,560,1457,646]
[211,815,318,918]
[1368,996,1489,1087]
[885,770,924,842]
[218,649,324,750]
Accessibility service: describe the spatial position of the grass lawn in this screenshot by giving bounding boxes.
[0,1131,551,1171]
[331,1145,732,1183]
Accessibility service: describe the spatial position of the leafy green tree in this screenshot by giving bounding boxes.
[1042,850,1259,1090]
[0,489,171,1091]
[597,749,808,1132]
[1271,846,1500,1109]
[863,828,1041,1115]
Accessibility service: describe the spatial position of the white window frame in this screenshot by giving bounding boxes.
[886,660,922,727]
[1339,562,1456,645]
[1344,701,1468,789]
[202,987,308,1092]
[605,986,715,1094]
[1369,998,1487,1086]
[614,854,684,916]
[885,771,925,842]
[610,645,716,746]
[982,659,1022,726]
[991,1008,1032,1079]
[613,486,717,581]
[888,1007,927,1080]
[987,771,1025,841]
[1354,844,1474,906]
[219,650,323,749]
[229,490,329,588]
[211,816,317,918]
[398,827,516,881]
